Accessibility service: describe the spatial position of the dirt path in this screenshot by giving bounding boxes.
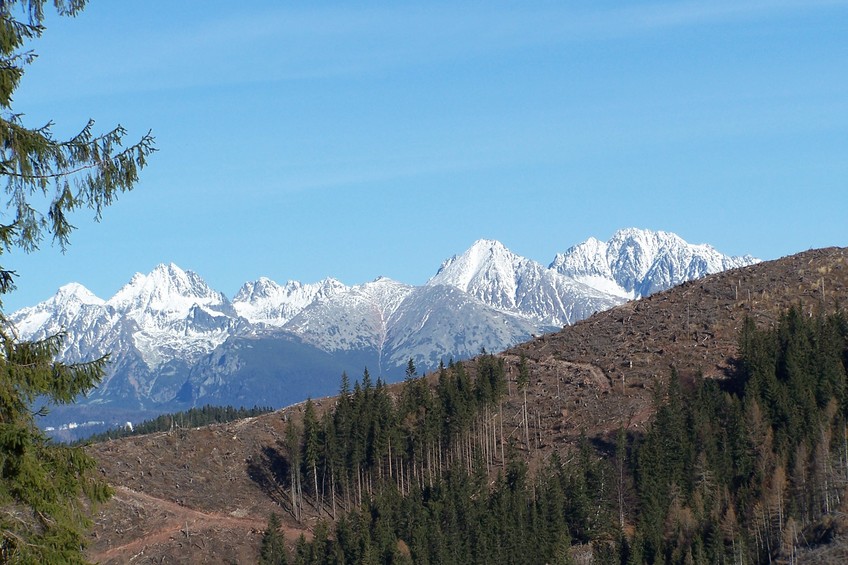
[90,486,303,563]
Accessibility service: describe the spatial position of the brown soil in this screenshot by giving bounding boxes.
[86,247,848,563]
[505,247,848,444]
[87,411,320,563]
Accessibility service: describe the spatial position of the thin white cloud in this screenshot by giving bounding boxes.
[24,0,848,100]
[573,0,848,36]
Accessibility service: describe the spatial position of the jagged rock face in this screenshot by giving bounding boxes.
[285,277,413,359]
[232,277,347,327]
[385,284,540,370]
[429,239,624,327]
[550,228,758,299]
[8,228,758,430]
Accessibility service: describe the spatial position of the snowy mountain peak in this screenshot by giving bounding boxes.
[105,263,230,327]
[232,276,348,327]
[8,228,762,431]
[470,238,508,250]
[428,238,625,326]
[551,228,760,298]
[430,238,523,291]
[150,262,219,297]
[355,277,412,311]
[233,277,284,303]
[54,283,104,306]
[612,226,675,242]
[465,238,513,259]
[370,275,399,285]
[8,282,105,338]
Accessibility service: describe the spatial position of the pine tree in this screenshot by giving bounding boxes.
[0,2,154,562]
[405,358,417,381]
[259,513,289,565]
[301,399,320,509]
[284,420,304,521]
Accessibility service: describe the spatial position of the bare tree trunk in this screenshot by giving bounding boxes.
[388,439,393,483]
[536,411,542,448]
[438,437,443,478]
[427,445,433,489]
[762,505,773,565]
[523,387,530,451]
[331,471,337,521]
[500,400,505,468]
[297,468,303,520]
[290,466,299,522]
[312,462,319,512]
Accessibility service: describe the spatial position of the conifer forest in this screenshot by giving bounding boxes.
[257,308,848,564]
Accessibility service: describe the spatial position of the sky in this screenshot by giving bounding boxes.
[3,0,847,312]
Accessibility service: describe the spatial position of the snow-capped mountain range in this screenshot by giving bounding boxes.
[9,228,757,433]
[550,227,755,298]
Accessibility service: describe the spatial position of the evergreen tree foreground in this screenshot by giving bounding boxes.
[0,1,154,562]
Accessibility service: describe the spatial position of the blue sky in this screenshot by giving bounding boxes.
[3,0,847,311]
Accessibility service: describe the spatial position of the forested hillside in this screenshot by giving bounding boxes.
[82,405,273,443]
[84,247,848,563]
[257,308,848,563]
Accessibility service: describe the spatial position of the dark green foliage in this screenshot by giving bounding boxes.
[0,3,154,268]
[258,357,607,564]
[260,513,289,565]
[0,2,154,561]
[517,353,530,391]
[259,309,848,564]
[290,445,616,565]
[404,359,416,381]
[81,404,273,443]
[635,369,696,560]
[628,308,848,564]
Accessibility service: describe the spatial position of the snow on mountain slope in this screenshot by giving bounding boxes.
[550,228,760,298]
[285,277,413,361]
[107,264,240,368]
[385,284,540,371]
[11,263,239,370]
[7,229,759,433]
[8,283,119,362]
[11,229,752,377]
[10,283,104,336]
[107,263,233,322]
[428,239,624,326]
[233,277,347,326]
[429,239,523,309]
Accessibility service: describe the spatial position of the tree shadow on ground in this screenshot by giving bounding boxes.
[247,442,293,514]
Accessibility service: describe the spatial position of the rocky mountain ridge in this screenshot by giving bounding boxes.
[83,246,847,564]
[8,228,758,434]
